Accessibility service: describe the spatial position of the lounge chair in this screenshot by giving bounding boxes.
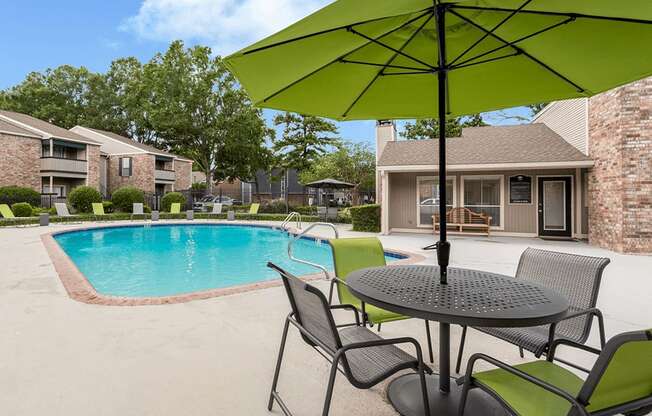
[327,237,434,362]
[131,203,144,221]
[209,203,223,216]
[0,204,16,220]
[456,248,611,374]
[92,203,108,220]
[458,328,652,416]
[249,203,260,214]
[170,202,181,214]
[267,263,431,416]
[54,202,82,224]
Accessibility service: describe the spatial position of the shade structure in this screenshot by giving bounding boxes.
[304,178,355,189]
[226,3,652,412]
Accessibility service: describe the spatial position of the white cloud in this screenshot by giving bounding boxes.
[122,0,330,55]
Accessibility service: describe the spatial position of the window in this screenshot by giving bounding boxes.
[462,176,503,228]
[119,157,133,177]
[42,185,66,197]
[417,176,455,227]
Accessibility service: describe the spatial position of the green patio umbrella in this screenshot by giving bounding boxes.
[225,3,651,411]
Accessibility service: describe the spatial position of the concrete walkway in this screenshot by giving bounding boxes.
[0,221,649,415]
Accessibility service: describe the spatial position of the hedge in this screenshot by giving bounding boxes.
[349,204,380,232]
[11,202,33,217]
[161,192,186,212]
[68,186,102,213]
[0,186,41,207]
[111,186,144,212]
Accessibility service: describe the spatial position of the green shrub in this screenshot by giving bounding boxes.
[67,186,102,213]
[191,182,207,191]
[259,199,289,214]
[11,202,33,217]
[294,205,317,216]
[349,204,381,232]
[111,186,144,212]
[161,192,186,212]
[0,186,40,207]
[144,205,152,213]
[102,201,114,213]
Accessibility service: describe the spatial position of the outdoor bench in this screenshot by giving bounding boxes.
[432,207,492,236]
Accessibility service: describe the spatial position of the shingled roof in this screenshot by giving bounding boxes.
[377,123,591,167]
[81,127,192,161]
[0,110,99,144]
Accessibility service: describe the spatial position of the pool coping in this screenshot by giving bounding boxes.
[41,221,425,306]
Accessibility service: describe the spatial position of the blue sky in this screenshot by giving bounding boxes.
[1,1,533,147]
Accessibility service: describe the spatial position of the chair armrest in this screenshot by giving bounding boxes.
[547,308,606,350]
[460,353,589,416]
[549,339,601,360]
[337,336,431,373]
[329,304,360,326]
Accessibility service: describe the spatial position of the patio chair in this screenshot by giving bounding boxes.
[457,328,652,416]
[0,204,16,220]
[249,203,260,214]
[170,202,181,214]
[317,206,327,220]
[327,237,434,363]
[267,262,431,416]
[455,248,611,374]
[131,203,144,221]
[92,202,108,221]
[209,203,222,216]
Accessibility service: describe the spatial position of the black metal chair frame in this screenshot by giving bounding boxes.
[455,248,610,374]
[267,262,432,416]
[457,331,652,416]
[328,271,435,363]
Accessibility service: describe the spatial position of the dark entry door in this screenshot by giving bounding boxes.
[538,177,572,238]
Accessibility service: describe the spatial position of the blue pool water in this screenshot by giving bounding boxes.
[54,224,402,298]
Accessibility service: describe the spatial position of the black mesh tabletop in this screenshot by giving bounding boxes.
[346,265,570,327]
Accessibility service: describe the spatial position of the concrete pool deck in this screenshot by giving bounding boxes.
[1,220,650,415]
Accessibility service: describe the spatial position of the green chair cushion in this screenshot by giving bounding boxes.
[170,203,181,214]
[586,339,652,412]
[92,203,105,216]
[0,204,15,219]
[249,203,260,214]
[474,361,584,416]
[328,237,409,325]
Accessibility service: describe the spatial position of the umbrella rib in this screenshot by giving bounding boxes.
[450,9,587,93]
[380,71,434,76]
[340,59,431,72]
[348,27,438,70]
[448,5,652,26]
[449,0,533,66]
[259,10,433,104]
[341,12,436,118]
[451,51,522,70]
[451,16,575,69]
[241,6,433,56]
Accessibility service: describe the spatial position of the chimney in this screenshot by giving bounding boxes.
[375,120,396,163]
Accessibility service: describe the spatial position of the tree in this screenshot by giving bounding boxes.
[527,103,548,117]
[143,41,273,191]
[272,112,340,172]
[401,114,487,140]
[299,142,375,205]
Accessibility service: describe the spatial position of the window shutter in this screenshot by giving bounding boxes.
[119,158,124,176]
[128,157,133,176]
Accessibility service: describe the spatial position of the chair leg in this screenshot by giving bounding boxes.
[425,320,434,363]
[456,325,467,374]
[417,361,431,416]
[519,346,524,358]
[457,379,472,416]
[377,323,382,332]
[268,318,290,411]
[322,360,339,416]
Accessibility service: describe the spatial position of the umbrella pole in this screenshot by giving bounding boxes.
[436,4,450,285]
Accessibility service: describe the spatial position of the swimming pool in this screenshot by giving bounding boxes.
[53,224,403,298]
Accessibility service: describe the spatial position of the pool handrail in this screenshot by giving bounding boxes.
[281,212,302,231]
[287,222,339,280]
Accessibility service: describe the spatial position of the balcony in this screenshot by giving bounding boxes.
[155,169,176,182]
[40,157,87,177]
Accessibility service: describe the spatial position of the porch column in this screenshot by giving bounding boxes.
[49,138,53,156]
[49,176,53,194]
[381,170,390,235]
[575,168,583,237]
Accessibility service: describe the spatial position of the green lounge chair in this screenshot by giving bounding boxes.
[458,329,652,416]
[328,237,434,362]
[249,203,260,214]
[92,202,106,217]
[170,202,181,214]
[0,204,15,219]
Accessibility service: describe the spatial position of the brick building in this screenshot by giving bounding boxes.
[535,77,652,254]
[0,110,101,197]
[70,126,193,195]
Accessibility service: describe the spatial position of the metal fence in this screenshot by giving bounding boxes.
[40,194,67,209]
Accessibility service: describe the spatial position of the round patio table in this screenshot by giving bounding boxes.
[346,265,570,416]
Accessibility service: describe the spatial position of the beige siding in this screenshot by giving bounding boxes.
[387,169,584,235]
[533,98,588,154]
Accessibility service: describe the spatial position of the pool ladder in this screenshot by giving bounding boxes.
[280,211,302,232]
[287,222,339,281]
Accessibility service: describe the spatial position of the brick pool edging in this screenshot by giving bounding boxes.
[41,221,425,306]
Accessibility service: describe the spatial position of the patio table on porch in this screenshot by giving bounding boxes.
[346,265,570,416]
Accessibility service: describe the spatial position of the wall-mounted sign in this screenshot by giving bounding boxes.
[509,175,532,204]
